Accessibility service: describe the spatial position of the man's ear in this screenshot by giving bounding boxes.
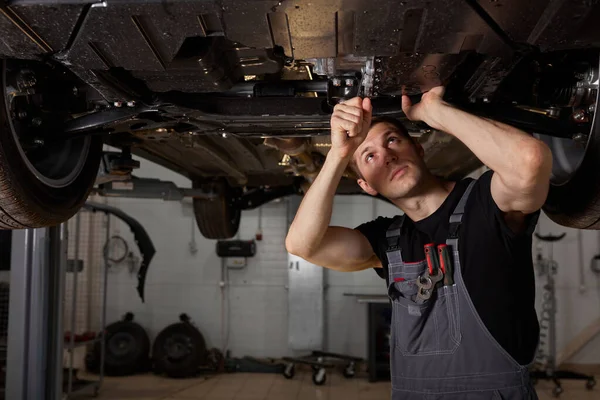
[357,178,378,196]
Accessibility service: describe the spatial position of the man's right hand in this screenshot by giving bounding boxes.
[330,97,373,160]
[286,96,378,273]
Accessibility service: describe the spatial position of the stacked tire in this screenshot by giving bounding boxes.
[86,312,150,376]
[152,314,208,378]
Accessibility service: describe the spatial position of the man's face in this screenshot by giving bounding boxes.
[353,122,426,200]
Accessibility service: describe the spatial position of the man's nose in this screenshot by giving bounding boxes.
[384,153,397,164]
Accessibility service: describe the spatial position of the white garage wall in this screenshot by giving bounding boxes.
[534,214,600,364]
[101,156,401,359]
[102,158,600,364]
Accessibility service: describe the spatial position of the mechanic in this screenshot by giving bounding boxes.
[285,86,552,399]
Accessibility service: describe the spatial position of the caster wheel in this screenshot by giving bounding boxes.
[586,378,596,390]
[311,364,320,372]
[343,362,355,378]
[312,368,327,386]
[283,363,295,379]
[552,386,563,398]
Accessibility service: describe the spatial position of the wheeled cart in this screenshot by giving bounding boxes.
[282,350,363,386]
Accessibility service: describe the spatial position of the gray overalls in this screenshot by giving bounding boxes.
[386,181,537,399]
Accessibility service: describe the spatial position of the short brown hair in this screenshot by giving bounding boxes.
[369,116,411,141]
[348,117,412,179]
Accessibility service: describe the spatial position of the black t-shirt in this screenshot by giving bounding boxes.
[355,170,540,365]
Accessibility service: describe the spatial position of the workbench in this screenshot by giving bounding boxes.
[344,293,391,382]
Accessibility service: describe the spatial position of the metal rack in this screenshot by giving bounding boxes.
[530,232,596,397]
[62,209,110,399]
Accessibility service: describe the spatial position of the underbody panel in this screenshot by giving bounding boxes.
[2,0,598,98]
[1,0,599,192]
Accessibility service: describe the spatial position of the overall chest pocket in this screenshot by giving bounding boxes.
[389,261,426,283]
[388,262,462,356]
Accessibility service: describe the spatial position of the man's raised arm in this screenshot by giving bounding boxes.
[402,87,552,229]
[285,97,380,271]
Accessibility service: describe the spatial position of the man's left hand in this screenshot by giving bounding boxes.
[401,86,447,129]
[404,86,552,218]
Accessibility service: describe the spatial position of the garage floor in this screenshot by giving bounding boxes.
[75,372,598,400]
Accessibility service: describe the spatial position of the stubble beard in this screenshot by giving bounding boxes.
[382,165,424,201]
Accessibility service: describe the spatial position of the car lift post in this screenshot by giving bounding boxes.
[6,225,67,400]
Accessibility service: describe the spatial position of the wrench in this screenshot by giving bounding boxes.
[416,275,433,291]
[416,269,443,302]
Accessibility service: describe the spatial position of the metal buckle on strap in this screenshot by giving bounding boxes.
[448,221,461,239]
[386,235,400,250]
[385,216,405,251]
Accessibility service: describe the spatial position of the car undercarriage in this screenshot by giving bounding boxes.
[0,0,599,238]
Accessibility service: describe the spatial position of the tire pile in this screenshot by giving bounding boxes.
[86,313,223,378]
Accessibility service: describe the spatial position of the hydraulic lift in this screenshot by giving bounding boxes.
[0,149,196,400]
[6,226,67,400]
[3,202,154,399]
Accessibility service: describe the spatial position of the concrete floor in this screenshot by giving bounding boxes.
[73,371,598,400]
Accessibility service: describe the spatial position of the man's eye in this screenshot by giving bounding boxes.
[366,154,374,162]
[388,137,398,143]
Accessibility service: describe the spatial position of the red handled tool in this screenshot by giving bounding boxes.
[424,243,439,275]
[438,244,454,286]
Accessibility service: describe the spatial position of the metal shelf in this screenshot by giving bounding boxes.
[63,211,110,399]
[64,336,103,351]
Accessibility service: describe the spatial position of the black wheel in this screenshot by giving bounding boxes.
[312,368,326,386]
[586,378,596,390]
[283,363,295,379]
[552,386,563,398]
[193,181,240,239]
[343,362,355,378]
[89,313,150,376]
[539,51,600,229]
[152,315,207,378]
[0,60,102,228]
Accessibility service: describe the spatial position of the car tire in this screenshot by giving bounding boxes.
[193,181,240,239]
[88,313,151,376]
[0,60,102,229]
[152,314,208,378]
[541,72,600,229]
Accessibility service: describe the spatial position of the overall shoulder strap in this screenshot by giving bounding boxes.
[385,215,405,265]
[448,179,477,241]
[386,215,405,249]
